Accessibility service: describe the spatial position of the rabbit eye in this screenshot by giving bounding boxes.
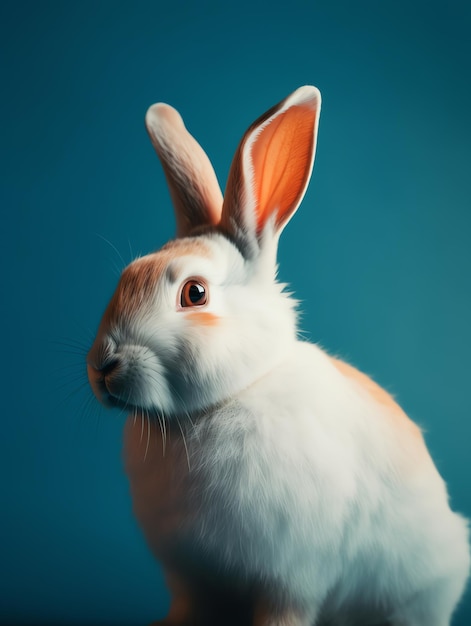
[181,280,208,307]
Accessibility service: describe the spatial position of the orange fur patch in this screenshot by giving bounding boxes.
[161,570,194,624]
[105,238,211,322]
[184,311,219,326]
[330,357,422,439]
[123,414,192,546]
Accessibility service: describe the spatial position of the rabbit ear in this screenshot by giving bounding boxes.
[221,86,321,257]
[145,104,223,237]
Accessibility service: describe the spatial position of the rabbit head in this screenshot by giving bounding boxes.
[87,86,321,417]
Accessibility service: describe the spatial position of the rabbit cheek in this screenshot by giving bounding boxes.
[115,348,170,410]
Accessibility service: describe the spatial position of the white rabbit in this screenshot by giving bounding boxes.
[87,86,470,626]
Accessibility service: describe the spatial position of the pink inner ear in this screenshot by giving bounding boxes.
[251,103,315,233]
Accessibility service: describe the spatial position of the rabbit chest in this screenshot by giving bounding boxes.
[121,342,468,611]
[122,345,372,587]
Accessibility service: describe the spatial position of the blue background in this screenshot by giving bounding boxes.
[1,1,470,624]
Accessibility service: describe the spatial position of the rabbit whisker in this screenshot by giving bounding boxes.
[94,232,127,272]
[175,414,191,472]
[144,408,151,462]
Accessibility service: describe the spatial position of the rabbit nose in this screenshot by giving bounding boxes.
[87,334,126,405]
[87,354,129,407]
[87,335,118,371]
[99,357,120,377]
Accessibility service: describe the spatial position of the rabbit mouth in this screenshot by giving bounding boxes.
[86,341,174,414]
[88,362,147,410]
[87,367,155,413]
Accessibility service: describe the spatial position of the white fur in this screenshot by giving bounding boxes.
[178,340,470,623]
